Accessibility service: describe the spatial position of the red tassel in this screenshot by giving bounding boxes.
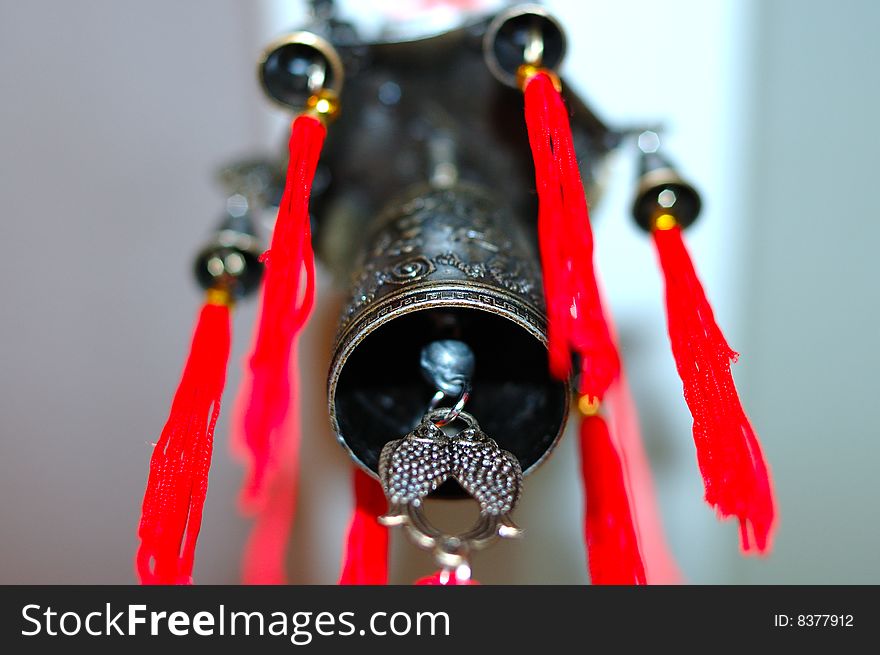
[239,346,302,585]
[579,412,646,585]
[604,371,682,584]
[523,71,619,399]
[234,114,325,511]
[653,225,776,553]
[416,570,478,586]
[137,299,231,584]
[338,469,389,585]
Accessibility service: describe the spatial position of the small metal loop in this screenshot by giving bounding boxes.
[424,405,476,430]
[380,502,521,573]
[428,378,471,427]
[421,338,474,426]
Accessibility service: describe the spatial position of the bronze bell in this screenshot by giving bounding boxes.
[327,182,570,484]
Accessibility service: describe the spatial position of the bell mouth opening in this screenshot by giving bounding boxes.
[329,303,569,485]
[258,31,344,110]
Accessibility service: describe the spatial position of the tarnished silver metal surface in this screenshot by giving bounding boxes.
[378,410,523,573]
[422,339,474,426]
[307,19,619,280]
[338,184,546,333]
[420,339,474,397]
[327,185,569,480]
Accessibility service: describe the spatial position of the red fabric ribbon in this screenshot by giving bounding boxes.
[230,114,325,583]
[604,369,682,583]
[137,300,231,584]
[524,71,644,584]
[238,346,302,585]
[523,71,620,400]
[579,413,647,585]
[653,225,776,552]
[338,468,389,585]
[234,114,324,512]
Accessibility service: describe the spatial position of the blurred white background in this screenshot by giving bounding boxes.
[0,0,877,583]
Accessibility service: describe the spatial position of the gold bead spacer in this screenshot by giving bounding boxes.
[205,287,234,308]
[516,64,562,93]
[303,89,340,125]
[577,395,601,417]
[652,212,679,232]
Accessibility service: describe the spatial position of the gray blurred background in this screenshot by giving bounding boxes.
[0,0,877,584]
